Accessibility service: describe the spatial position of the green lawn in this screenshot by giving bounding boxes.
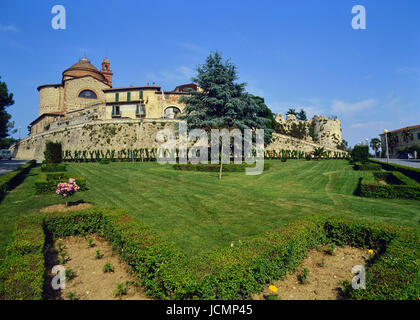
[0,160,419,261]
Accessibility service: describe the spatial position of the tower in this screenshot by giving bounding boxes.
[100,58,113,87]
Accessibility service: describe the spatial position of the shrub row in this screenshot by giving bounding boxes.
[1,209,418,300]
[370,159,420,183]
[63,148,159,162]
[359,171,420,200]
[34,172,87,194]
[265,149,348,160]
[40,163,66,172]
[173,163,270,172]
[0,160,36,198]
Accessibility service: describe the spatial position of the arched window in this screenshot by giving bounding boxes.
[78,89,97,99]
[164,106,181,119]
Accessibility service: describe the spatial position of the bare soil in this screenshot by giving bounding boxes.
[252,245,369,300]
[40,202,93,213]
[44,234,148,300]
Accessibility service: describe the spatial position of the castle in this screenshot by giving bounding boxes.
[11,57,347,161]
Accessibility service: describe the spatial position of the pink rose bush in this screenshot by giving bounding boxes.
[56,178,80,198]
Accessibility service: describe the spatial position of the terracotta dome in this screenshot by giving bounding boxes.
[62,57,107,84]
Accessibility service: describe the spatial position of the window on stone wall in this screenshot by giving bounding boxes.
[127,92,131,101]
[78,90,97,99]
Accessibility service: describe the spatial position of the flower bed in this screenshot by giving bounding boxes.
[35,173,87,194]
[0,208,418,300]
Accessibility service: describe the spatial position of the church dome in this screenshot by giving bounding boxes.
[62,57,107,84]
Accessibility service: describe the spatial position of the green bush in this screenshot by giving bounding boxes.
[0,160,36,198]
[35,173,87,194]
[352,145,369,163]
[370,159,420,183]
[40,163,66,172]
[44,141,62,163]
[1,209,418,300]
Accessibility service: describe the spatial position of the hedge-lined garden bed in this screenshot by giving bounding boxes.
[359,171,420,200]
[370,159,420,183]
[35,172,87,194]
[173,163,270,172]
[353,162,382,171]
[0,160,36,199]
[0,208,418,300]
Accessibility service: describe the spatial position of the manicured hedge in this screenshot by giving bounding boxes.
[353,162,382,171]
[0,160,36,198]
[370,159,420,183]
[44,141,62,163]
[359,171,420,200]
[1,209,418,300]
[34,172,87,194]
[352,145,369,163]
[40,163,66,172]
[173,163,270,172]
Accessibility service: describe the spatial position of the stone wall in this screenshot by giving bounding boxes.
[11,119,179,162]
[266,133,347,156]
[12,119,347,162]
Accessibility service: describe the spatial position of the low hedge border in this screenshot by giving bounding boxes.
[173,163,270,172]
[370,159,420,183]
[0,160,36,198]
[40,163,66,172]
[34,172,87,194]
[353,162,382,171]
[359,171,420,200]
[0,209,418,300]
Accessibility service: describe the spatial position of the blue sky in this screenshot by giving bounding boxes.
[0,0,419,147]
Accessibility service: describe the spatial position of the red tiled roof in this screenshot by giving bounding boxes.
[388,125,420,134]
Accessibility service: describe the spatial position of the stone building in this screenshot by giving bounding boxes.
[30,57,195,135]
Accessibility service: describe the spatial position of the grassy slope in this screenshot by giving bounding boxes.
[0,160,419,261]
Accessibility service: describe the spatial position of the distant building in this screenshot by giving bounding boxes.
[30,57,197,135]
[380,125,420,157]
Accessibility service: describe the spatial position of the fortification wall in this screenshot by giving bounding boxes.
[266,133,347,155]
[11,119,347,162]
[11,119,178,162]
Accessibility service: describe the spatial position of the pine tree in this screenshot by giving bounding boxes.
[179,52,270,179]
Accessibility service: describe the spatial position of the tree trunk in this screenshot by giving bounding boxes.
[219,145,223,180]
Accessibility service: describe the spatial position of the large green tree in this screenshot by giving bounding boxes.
[179,52,269,179]
[0,76,17,148]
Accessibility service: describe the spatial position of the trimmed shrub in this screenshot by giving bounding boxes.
[44,141,62,163]
[352,145,369,163]
[99,158,110,165]
[353,162,382,171]
[40,163,66,172]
